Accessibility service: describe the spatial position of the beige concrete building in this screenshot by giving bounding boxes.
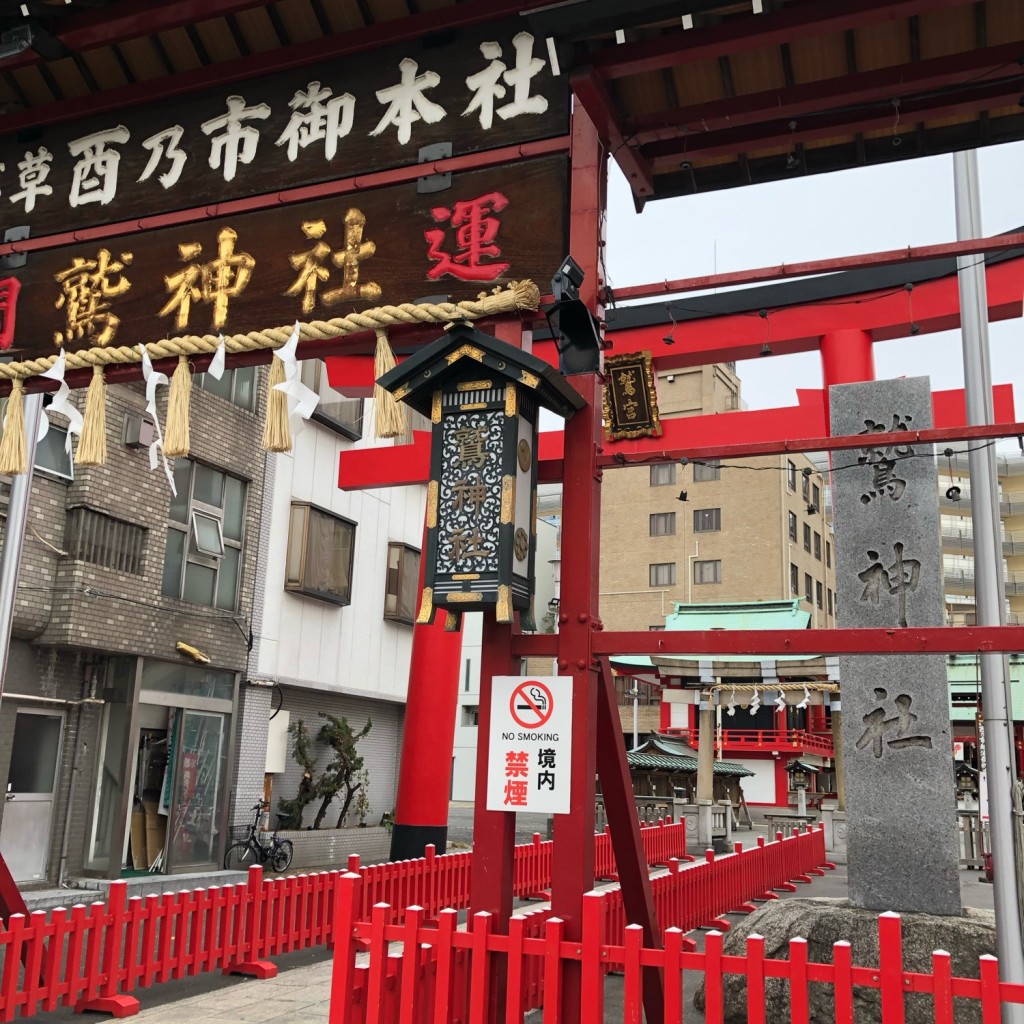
[599,363,836,633]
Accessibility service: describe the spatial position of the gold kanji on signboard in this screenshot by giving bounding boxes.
[602,349,662,441]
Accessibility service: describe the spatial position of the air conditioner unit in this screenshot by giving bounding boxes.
[123,414,156,449]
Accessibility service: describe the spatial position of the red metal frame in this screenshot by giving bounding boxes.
[611,234,1024,301]
[0,278,20,352]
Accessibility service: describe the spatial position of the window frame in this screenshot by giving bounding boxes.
[816,580,824,609]
[195,365,257,412]
[788,511,797,542]
[649,562,676,587]
[384,541,422,624]
[787,461,797,490]
[693,559,722,585]
[693,459,721,482]
[826,542,832,568]
[790,562,800,596]
[649,463,676,487]
[284,501,357,607]
[649,512,676,537]
[693,507,721,533]
[813,531,822,561]
[162,459,246,611]
[804,572,813,604]
[803,523,811,553]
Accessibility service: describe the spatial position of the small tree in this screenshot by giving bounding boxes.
[277,719,318,830]
[311,712,372,829]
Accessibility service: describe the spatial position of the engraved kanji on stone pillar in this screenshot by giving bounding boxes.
[830,376,961,916]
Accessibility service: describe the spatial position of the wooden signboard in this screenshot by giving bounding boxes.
[5,156,568,360]
[603,350,662,440]
[0,24,569,242]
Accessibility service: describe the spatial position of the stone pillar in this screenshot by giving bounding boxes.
[796,787,807,817]
[830,377,961,916]
[232,683,273,828]
[696,701,715,849]
[831,704,846,811]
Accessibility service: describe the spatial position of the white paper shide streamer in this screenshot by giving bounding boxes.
[272,322,319,435]
[138,344,177,496]
[38,350,85,451]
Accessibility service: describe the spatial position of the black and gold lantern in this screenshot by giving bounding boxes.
[378,322,583,627]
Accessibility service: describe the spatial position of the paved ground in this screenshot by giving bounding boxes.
[35,811,997,1023]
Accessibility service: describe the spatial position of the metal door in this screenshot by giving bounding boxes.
[0,709,64,881]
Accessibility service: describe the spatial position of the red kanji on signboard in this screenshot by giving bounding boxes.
[0,278,20,351]
[424,192,510,281]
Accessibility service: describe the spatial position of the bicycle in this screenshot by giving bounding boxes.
[224,802,294,873]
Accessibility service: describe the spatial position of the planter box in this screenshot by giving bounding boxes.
[275,825,391,870]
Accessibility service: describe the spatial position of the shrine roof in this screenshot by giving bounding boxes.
[629,734,754,777]
[377,322,586,421]
[1,1,1021,208]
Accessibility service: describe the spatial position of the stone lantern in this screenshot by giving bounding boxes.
[378,322,584,627]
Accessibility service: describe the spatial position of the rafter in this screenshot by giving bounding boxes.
[624,40,1024,144]
[590,0,978,80]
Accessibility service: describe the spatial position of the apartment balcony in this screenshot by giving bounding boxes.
[944,569,1024,597]
[663,727,834,758]
[939,493,1024,518]
[941,528,1024,557]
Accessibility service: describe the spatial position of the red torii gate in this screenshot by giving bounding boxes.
[329,134,1024,1018]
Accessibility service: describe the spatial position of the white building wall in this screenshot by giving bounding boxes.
[256,392,424,817]
[736,757,778,805]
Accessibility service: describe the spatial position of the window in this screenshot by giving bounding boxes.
[650,463,676,487]
[693,559,722,585]
[693,459,720,482]
[649,562,676,586]
[299,359,364,439]
[804,573,813,603]
[649,512,676,537]
[790,562,799,596]
[0,396,73,481]
[649,625,666,631]
[816,580,823,609]
[828,588,834,616]
[385,542,421,623]
[812,483,821,507]
[803,523,811,552]
[462,705,479,727]
[788,512,797,542]
[802,472,810,501]
[787,461,797,490]
[693,508,721,533]
[162,459,246,610]
[285,502,356,606]
[814,532,822,561]
[826,542,832,568]
[66,506,146,574]
[196,366,257,411]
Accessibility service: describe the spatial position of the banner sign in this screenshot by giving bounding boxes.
[4,156,568,359]
[487,676,573,815]
[0,24,569,241]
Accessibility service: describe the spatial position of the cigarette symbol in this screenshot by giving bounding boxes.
[516,686,548,714]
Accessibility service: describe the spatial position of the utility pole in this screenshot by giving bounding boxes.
[953,149,1024,1021]
[0,393,43,702]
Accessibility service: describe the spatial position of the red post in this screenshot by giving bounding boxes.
[819,328,875,422]
[389,522,463,861]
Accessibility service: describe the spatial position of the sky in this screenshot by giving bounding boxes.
[604,140,1024,429]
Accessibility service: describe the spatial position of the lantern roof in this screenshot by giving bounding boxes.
[785,759,820,775]
[378,322,586,421]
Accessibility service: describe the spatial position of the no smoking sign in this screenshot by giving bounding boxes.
[486,676,573,815]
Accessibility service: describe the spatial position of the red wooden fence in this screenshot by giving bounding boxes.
[0,819,685,1019]
[330,835,1018,1023]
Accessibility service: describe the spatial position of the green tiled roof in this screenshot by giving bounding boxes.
[627,751,754,777]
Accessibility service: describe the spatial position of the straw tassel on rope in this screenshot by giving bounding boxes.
[76,366,107,466]
[0,379,27,475]
[164,355,193,459]
[262,352,291,453]
[373,328,406,439]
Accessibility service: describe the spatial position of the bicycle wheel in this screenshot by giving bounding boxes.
[225,842,257,871]
[271,840,293,873]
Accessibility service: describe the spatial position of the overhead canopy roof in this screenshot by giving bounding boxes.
[1,1,1021,206]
